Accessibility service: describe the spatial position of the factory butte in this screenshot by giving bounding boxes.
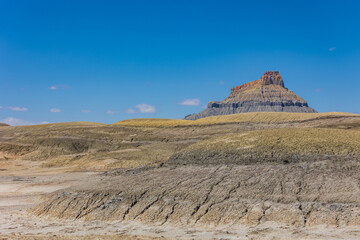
[185,71,317,120]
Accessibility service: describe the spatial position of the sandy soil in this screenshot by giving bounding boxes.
[1,167,360,240]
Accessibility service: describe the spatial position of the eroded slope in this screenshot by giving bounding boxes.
[32,162,360,227]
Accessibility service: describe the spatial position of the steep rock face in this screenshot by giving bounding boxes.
[185,71,317,120]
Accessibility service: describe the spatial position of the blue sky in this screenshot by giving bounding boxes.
[1,0,359,125]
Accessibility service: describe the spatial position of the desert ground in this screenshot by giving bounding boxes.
[1,112,360,239]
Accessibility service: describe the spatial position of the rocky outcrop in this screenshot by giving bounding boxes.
[185,71,317,120]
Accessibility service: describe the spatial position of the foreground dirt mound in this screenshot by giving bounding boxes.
[32,162,360,227]
[168,128,360,165]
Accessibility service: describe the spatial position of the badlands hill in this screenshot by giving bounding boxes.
[1,112,360,239]
[185,71,317,120]
[31,115,360,229]
[0,112,358,172]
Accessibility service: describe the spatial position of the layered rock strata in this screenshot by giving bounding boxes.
[185,71,317,120]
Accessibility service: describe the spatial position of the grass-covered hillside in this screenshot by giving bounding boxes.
[0,112,359,172]
[114,112,359,127]
[168,128,360,165]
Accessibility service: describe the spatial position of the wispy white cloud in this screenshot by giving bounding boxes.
[126,108,137,114]
[314,89,322,92]
[50,108,61,113]
[179,98,201,106]
[135,104,156,113]
[219,81,225,85]
[106,110,116,114]
[1,117,28,126]
[8,106,28,111]
[329,47,336,51]
[48,85,70,90]
[0,106,28,111]
[0,117,49,126]
[81,110,91,113]
[125,104,156,114]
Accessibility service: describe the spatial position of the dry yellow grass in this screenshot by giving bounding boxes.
[187,128,360,154]
[168,128,360,165]
[114,112,359,127]
[113,118,188,127]
[42,142,185,170]
[11,121,105,130]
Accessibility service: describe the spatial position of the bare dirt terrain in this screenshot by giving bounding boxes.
[1,112,360,239]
